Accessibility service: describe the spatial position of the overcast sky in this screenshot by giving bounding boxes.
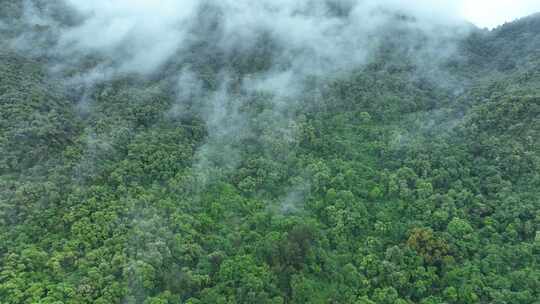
[461,0,540,28]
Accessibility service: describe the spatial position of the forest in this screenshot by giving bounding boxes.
[0,1,539,303]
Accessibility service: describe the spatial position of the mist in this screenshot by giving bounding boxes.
[13,0,470,77]
[6,0,477,204]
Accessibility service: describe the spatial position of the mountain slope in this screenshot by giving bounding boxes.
[0,3,539,304]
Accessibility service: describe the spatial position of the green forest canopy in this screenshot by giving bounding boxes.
[0,2,539,304]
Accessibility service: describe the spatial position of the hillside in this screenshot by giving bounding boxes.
[0,2,539,304]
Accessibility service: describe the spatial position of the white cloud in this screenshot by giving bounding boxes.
[54,0,472,76]
[22,0,540,78]
[60,0,198,74]
[460,0,540,28]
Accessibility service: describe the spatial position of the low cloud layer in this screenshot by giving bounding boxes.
[15,0,469,77]
[461,0,540,28]
[59,0,197,74]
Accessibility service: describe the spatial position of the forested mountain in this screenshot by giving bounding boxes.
[0,1,539,303]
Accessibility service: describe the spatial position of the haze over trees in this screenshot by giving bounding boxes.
[0,1,539,303]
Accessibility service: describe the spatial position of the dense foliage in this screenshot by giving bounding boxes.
[1,5,539,304]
